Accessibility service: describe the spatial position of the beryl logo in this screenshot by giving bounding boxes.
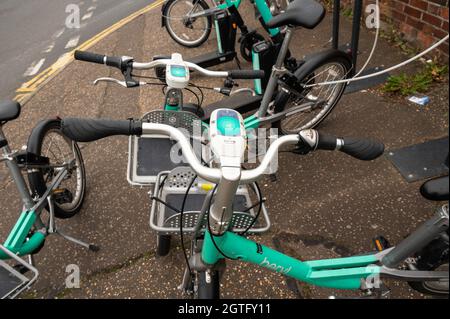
[260,257,292,275]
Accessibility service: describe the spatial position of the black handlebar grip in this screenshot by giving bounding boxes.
[74,50,124,70]
[339,137,385,161]
[316,132,384,161]
[317,132,338,151]
[74,50,106,65]
[61,118,142,143]
[229,70,265,79]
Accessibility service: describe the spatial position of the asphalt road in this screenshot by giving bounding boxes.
[0,0,155,100]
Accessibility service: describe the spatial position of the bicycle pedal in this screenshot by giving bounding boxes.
[53,188,73,204]
[373,235,391,252]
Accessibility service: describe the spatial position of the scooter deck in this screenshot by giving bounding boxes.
[189,51,236,69]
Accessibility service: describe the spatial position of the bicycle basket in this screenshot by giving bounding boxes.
[128,110,209,185]
[150,167,271,235]
[0,245,39,299]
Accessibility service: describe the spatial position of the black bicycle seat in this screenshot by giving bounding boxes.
[266,0,325,29]
[420,176,449,201]
[0,100,21,123]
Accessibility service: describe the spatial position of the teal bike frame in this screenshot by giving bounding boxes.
[0,210,45,260]
[202,230,380,290]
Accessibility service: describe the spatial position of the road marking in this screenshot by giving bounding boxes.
[23,59,46,77]
[82,11,94,20]
[65,35,81,49]
[42,42,55,53]
[87,6,96,12]
[52,28,65,40]
[14,0,165,104]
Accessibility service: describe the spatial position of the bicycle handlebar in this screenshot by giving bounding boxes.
[228,69,265,80]
[74,50,128,70]
[61,118,385,183]
[74,50,265,80]
[298,130,385,161]
[61,118,142,142]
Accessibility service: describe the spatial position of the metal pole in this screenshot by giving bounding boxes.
[350,0,363,76]
[332,0,341,49]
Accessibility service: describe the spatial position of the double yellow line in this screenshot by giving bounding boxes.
[15,0,165,104]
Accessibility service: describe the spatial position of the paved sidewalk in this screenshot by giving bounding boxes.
[0,2,448,299]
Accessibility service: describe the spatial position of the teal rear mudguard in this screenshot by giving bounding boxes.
[202,231,381,290]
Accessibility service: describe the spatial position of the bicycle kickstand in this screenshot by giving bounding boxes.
[47,196,100,252]
[329,283,391,299]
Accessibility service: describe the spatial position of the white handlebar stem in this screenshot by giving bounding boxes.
[141,123,300,184]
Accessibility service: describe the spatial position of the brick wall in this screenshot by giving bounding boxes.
[340,0,449,59]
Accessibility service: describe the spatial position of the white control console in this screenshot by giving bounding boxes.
[209,109,247,169]
[165,53,190,89]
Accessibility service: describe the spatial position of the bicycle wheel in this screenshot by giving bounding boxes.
[408,236,449,296]
[156,235,171,256]
[27,119,86,219]
[195,270,220,299]
[163,0,212,48]
[273,53,352,134]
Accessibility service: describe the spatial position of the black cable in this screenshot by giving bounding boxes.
[131,73,165,81]
[179,174,198,275]
[240,182,263,237]
[206,185,238,261]
[184,87,201,108]
[188,83,215,91]
[188,83,205,106]
[143,82,168,87]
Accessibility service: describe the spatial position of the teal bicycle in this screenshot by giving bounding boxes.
[59,110,448,298]
[161,0,285,49]
[0,101,96,299]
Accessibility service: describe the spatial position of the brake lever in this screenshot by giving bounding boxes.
[93,77,144,88]
[94,77,127,87]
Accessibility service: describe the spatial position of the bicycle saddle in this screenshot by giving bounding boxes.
[0,100,21,123]
[266,0,325,29]
[420,175,449,201]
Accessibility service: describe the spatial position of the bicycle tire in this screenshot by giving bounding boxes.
[273,50,352,134]
[156,234,172,256]
[27,119,86,219]
[163,0,212,48]
[196,270,220,299]
[408,235,449,296]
